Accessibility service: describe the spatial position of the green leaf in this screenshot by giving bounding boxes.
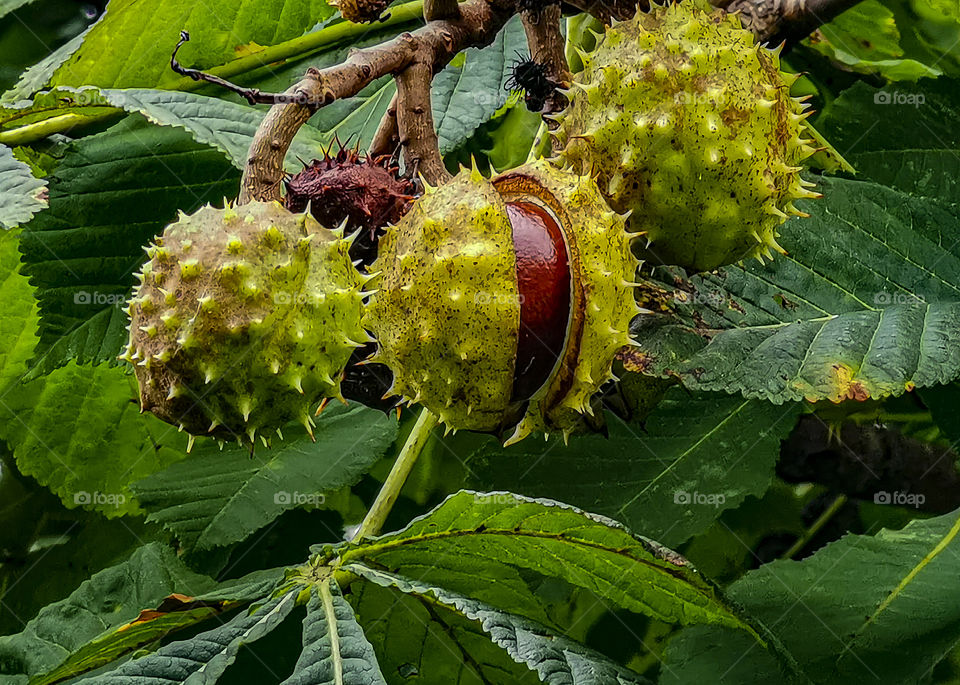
[310,77,396,151]
[484,101,542,171]
[283,579,387,685]
[640,174,960,403]
[347,578,543,684]
[18,115,239,378]
[466,392,801,547]
[432,16,525,154]
[351,565,652,685]
[131,403,399,551]
[665,509,960,684]
[0,229,38,390]
[0,144,46,229]
[335,492,770,647]
[0,87,117,136]
[819,80,960,156]
[802,0,940,80]
[31,568,286,685]
[0,0,33,19]
[0,362,189,516]
[661,625,782,685]
[99,88,330,171]
[50,0,337,89]
[85,592,298,684]
[0,542,215,683]
[0,6,424,147]
[1,28,93,104]
[817,80,960,200]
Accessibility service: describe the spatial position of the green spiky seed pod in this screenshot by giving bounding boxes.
[364,160,641,444]
[554,0,821,272]
[121,201,370,449]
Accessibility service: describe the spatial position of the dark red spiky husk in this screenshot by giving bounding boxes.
[285,143,415,414]
[284,144,418,267]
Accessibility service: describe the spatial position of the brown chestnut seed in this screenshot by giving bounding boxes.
[506,201,571,402]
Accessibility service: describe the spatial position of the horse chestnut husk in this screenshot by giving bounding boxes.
[363,160,641,444]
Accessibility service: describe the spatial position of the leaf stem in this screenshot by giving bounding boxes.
[354,408,439,540]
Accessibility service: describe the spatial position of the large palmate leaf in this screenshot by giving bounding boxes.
[663,508,960,684]
[0,543,215,683]
[332,492,775,650]
[0,144,45,229]
[17,115,238,378]
[50,0,337,89]
[0,361,189,516]
[131,403,398,551]
[352,566,652,685]
[638,173,960,404]
[465,391,801,547]
[283,579,387,685]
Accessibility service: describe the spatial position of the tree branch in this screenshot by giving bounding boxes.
[240,0,514,201]
[237,0,863,202]
[424,0,460,20]
[396,61,450,184]
[368,92,401,158]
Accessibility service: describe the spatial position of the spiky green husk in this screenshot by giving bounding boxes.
[121,201,369,448]
[495,160,640,444]
[555,0,820,272]
[365,168,520,433]
[364,162,641,444]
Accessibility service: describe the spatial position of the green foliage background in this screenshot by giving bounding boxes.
[2,0,960,683]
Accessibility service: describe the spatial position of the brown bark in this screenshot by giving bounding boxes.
[368,92,401,158]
